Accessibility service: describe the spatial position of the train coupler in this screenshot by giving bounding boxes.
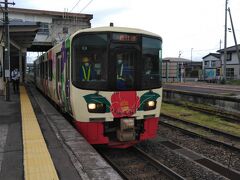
[117,118,135,141]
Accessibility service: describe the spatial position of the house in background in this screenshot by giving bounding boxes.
[202,53,221,81]
[217,45,240,80]
[202,45,240,81]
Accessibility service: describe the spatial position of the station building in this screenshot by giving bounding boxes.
[162,57,202,82]
[0,7,92,95]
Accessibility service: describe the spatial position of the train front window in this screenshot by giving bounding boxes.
[72,34,108,89]
[72,32,162,91]
[141,37,162,89]
[112,50,137,90]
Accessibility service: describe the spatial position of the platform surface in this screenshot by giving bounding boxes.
[0,84,122,180]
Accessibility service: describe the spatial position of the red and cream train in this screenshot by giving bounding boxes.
[34,26,163,148]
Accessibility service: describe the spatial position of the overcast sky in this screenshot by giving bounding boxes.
[14,0,240,61]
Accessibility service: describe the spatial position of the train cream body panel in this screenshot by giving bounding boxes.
[71,86,162,122]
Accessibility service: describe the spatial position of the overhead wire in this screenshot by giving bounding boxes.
[70,0,82,12]
[79,0,93,13]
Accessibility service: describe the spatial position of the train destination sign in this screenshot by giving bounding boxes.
[112,33,138,42]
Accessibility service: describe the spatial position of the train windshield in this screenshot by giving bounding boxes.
[72,32,162,91]
[141,37,162,89]
[72,33,109,89]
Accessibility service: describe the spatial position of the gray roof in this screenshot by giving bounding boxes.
[217,44,240,53]
[202,53,220,59]
[8,7,93,20]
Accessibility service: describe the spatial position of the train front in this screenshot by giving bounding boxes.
[71,27,162,148]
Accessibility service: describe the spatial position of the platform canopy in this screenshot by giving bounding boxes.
[0,20,39,51]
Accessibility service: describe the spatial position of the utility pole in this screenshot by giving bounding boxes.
[191,48,193,62]
[228,7,240,74]
[0,0,15,101]
[223,0,228,82]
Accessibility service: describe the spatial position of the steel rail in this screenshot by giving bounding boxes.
[97,147,185,180]
[159,120,240,152]
[161,113,240,141]
[97,149,129,180]
[132,147,185,180]
[156,133,240,180]
[163,100,240,124]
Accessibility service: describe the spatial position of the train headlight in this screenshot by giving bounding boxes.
[144,100,157,111]
[148,101,155,107]
[87,103,106,113]
[88,103,96,110]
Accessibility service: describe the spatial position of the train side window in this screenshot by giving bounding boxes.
[48,60,52,81]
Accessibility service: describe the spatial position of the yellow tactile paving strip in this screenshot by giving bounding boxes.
[20,86,59,180]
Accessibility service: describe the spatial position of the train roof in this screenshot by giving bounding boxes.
[34,26,162,63]
[71,26,162,40]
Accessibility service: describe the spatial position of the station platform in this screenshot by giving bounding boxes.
[163,82,240,97]
[0,85,122,180]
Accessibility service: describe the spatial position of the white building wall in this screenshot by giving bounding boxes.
[220,52,240,79]
[50,18,90,45]
[220,53,240,65]
[203,55,220,69]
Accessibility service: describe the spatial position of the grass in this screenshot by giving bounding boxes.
[161,102,240,137]
[226,79,240,85]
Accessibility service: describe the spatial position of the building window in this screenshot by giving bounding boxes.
[63,27,68,34]
[38,23,49,35]
[204,61,209,66]
[211,60,216,67]
[227,53,232,61]
[226,68,234,79]
[216,68,220,76]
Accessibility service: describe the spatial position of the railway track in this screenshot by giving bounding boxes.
[96,146,184,180]
[159,114,240,152]
[137,138,240,180]
[163,100,240,124]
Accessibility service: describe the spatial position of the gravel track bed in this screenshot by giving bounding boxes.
[162,118,240,147]
[99,148,171,180]
[158,124,240,172]
[136,141,227,180]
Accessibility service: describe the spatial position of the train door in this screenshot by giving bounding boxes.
[65,48,72,114]
[56,52,63,106]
